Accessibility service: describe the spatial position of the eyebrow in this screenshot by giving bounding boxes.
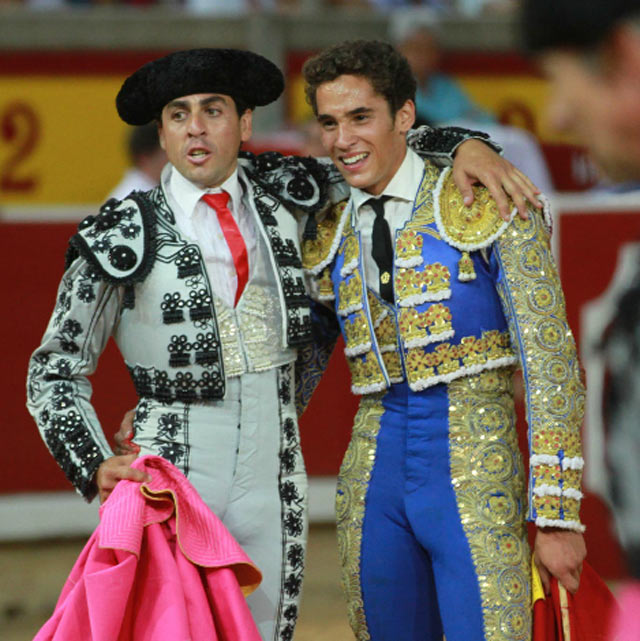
[165,95,227,111]
[317,106,373,122]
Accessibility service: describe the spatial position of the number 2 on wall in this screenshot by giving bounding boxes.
[1,101,39,193]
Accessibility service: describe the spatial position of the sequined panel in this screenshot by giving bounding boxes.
[448,369,531,641]
[398,303,453,348]
[338,271,365,317]
[493,212,585,527]
[348,352,387,394]
[215,285,294,377]
[302,201,346,272]
[239,286,291,371]
[404,329,516,391]
[395,262,451,307]
[396,228,424,266]
[336,395,385,641]
[344,311,372,356]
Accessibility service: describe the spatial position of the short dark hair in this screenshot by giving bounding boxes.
[128,123,161,161]
[521,0,640,54]
[302,40,417,117]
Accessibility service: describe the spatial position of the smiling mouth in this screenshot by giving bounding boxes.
[341,152,369,166]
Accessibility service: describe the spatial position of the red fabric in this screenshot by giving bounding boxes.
[34,455,262,641]
[202,192,249,306]
[533,561,618,641]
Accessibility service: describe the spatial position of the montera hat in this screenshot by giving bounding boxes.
[116,48,285,125]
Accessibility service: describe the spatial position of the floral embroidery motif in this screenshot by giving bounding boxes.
[27,351,104,499]
[448,369,531,641]
[395,262,451,307]
[348,351,387,395]
[395,229,424,268]
[404,329,516,391]
[343,311,372,357]
[398,304,453,349]
[317,267,335,301]
[302,202,346,272]
[56,319,83,354]
[494,211,585,529]
[275,364,307,641]
[338,272,364,317]
[336,395,385,641]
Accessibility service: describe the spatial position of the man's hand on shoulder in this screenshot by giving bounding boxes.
[534,527,586,595]
[452,139,542,221]
[96,454,150,504]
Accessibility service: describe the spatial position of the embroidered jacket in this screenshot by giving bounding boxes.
[25,126,501,502]
[303,161,586,531]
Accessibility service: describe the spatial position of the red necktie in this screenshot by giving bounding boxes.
[202,192,249,307]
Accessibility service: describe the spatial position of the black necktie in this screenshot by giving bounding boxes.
[368,196,394,304]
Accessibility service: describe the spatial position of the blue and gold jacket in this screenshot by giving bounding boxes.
[303,160,586,531]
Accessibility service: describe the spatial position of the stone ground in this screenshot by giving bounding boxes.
[0,523,353,641]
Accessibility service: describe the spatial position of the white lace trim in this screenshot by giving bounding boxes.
[340,258,358,278]
[396,256,423,268]
[372,308,389,329]
[397,288,451,308]
[344,342,372,358]
[433,167,515,252]
[352,380,387,395]
[535,517,586,533]
[408,355,517,392]
[305,199,352,276]
[404,329,454,350]
[530,454,561,467]
[562,456,584,471]
[379,344,398,354]
[338,302,363,317]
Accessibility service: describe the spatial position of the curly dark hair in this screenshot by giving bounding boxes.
[302,40,417,117]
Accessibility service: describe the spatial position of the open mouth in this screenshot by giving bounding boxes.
[341,152,369,167]
[188,148,211,162]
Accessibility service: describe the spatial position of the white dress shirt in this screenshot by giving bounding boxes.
[350,148,424,295]
[164,164,258,309]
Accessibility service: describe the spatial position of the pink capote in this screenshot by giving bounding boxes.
[34,455,262,641]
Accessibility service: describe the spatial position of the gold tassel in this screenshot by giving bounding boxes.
[458,251,476,281]
[318,267,335,299]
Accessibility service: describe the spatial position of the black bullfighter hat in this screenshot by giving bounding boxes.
[116,48,285,125]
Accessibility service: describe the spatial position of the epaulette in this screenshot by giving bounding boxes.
[239,150,330,215]
[65,191,157,286]
[434,167,513,253]
[302,199,348,275]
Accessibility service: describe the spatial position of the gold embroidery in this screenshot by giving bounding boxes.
[395,263,451,305]
[336,395,385,641]
[381,350,403,381]
[302,201,345,271]
[449,369,531,641]
[396,228,424,264]
[344,311,372,354]
[412,161,441,226]
[374,313,399,349]
[458,250,476,281]
[398,304,453,346]
[404,330,516,389]
[343,234,360,272]
[438,172,508,249]
[338,272,365,316]
[494,211,585,526]
[348,352,386,393]
[318,267,335,300]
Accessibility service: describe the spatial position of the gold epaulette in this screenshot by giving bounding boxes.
[302,200,348,274]
[435,168,512,252]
